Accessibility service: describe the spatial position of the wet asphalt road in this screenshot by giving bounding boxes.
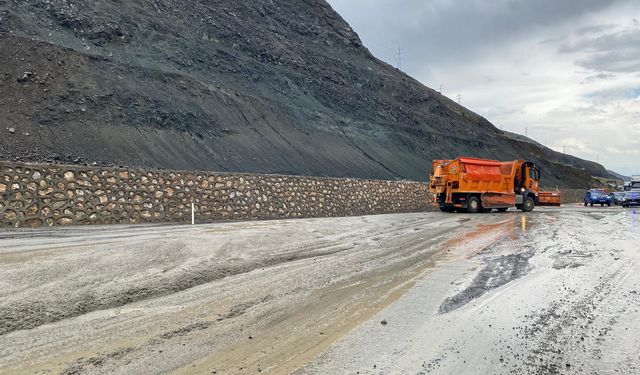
[0,205,638,374]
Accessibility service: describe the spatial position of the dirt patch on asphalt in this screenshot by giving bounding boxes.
[439,249,535,314]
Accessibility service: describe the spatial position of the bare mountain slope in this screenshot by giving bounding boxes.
[0,0,610,187]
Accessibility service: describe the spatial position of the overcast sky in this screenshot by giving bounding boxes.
[328,0,640,176]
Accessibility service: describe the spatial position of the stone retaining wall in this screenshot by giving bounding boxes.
[0,162,434,228]
[558,189,585,204]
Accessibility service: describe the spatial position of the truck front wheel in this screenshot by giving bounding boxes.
[521,197,535,212]
[467,196,480,213]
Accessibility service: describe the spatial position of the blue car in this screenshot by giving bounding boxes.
[622,191,640,207]
[584,190,612,207]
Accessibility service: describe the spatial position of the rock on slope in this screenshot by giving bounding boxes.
[0,0,609,187]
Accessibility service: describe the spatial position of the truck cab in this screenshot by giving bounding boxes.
[514,162,540,206]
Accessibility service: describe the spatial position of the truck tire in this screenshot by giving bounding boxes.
[521,197,535,212]
[584,202,587,206]
[467,196,480,213]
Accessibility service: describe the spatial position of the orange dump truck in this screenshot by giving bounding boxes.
[429,157,560,213]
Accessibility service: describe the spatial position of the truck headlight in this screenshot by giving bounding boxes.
[520,188,526,192]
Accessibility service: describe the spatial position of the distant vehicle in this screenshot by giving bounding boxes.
[584,189,612,207]
[622,176,640,207]
[622,191,640,207]
[611,192,625,205]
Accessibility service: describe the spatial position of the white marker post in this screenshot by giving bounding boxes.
[191,202,195,225]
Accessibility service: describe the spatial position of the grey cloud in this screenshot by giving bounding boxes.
[574,24,617,36]
[583,72,616,82]
[560,27,640,72]
[578,50,640,73]
[555,23,640,72]
[560,27,640,53]
[329,0,623,73]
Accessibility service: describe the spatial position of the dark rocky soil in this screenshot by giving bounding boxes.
[0,0,610,187]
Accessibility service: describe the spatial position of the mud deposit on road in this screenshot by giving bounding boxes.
[2,207,639,374]
[0,213,501,374]
[301,206,640,375]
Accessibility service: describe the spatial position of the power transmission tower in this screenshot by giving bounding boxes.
[525,126,528,137]
[438,85,443,94]
[396,48,402,70]
[563,145,566,154]
[456,94,462,104]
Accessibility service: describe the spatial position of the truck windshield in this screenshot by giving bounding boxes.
[529,168,538,180]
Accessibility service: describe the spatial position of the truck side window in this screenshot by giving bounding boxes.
[529,168,537,180]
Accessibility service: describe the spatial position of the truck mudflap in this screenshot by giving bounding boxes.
[480,192,516,208]
[538,190,561,206]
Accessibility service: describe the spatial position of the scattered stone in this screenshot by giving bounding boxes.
[8,127,15,134]
[17,71,35,83]
[381,319,388,326]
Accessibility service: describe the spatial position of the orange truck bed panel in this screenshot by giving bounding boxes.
[538,190,561,206]
[432,157,518,194]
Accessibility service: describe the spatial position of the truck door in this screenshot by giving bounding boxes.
[526,167,540,191]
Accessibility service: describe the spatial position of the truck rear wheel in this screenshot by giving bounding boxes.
[521,197,535,212]
[467,196,480,213]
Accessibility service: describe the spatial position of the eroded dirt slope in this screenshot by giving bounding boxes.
[0,0,608,186]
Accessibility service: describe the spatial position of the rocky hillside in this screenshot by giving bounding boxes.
[0,0,611,187]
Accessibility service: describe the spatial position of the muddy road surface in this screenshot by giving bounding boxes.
[1,206,638,374]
